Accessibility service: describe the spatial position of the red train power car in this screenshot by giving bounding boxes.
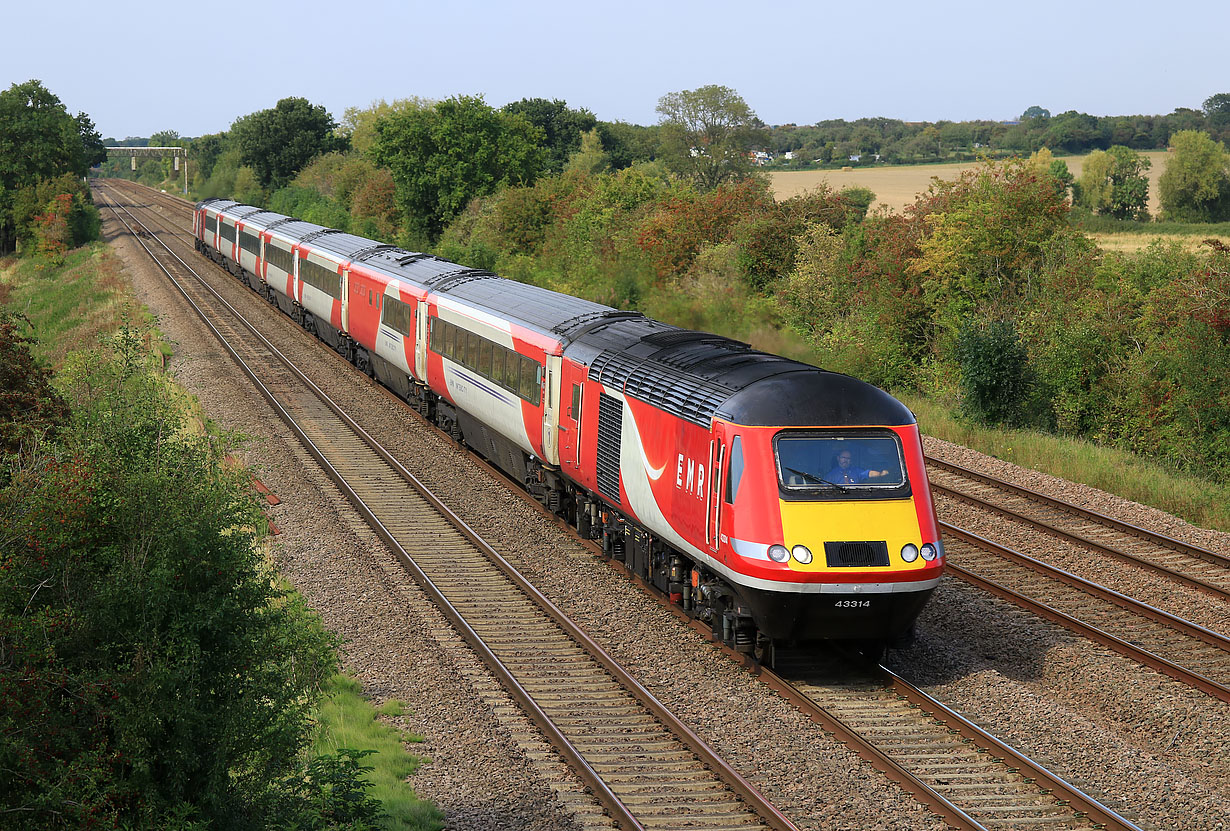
[195,198,944,653]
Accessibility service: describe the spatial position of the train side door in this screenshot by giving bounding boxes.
[541,355,562,466]
[414,300,428,381]
[559,361,586,476]
[706,435,725,557]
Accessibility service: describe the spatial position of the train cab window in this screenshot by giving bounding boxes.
[570,384,581,419]
[724,436,744,505]
[774,432,907,497]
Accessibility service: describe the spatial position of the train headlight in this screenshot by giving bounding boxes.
[791,545,813,564]
[921,543,938,561]
[900,543,919,563]
[768,544,790,563]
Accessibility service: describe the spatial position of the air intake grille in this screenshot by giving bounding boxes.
[596,393,623,501]
[824,541,890,568]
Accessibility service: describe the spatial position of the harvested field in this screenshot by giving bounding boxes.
[771,150,1170,217]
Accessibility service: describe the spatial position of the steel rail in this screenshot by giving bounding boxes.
[926,455,1230,570]
[96,182,800,831]
[943,523,1230,703]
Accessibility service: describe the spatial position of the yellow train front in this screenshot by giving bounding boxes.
[694,370,943,647]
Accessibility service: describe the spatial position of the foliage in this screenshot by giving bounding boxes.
[231,97,349,190]
[1158,130,1230,222]
[372,95,546,244]
[0,328,345,829]
[502,98,597,174]
[594,120,660,170]
[656,85,763,190]
[342,97,433,156]
[189,132,229,181]
[955,318,1032,426]
[0,80,105,253]
[635,177,774,280]
[564,128,612,176]
[907,158,1078,341]
[1075,145,1151,219]
[9,173,100,259]
[0,313,69,460]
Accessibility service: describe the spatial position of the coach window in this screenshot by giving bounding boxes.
[478,341,493,378]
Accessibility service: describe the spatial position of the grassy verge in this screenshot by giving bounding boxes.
[0,244,157,367]
[903,393,1230,533]
[312,674,442,830]
[4,245,444,826]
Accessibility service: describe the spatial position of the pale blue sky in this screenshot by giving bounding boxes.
[4,0,1226,140]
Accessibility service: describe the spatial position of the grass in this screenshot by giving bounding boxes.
[902,393,1230,533]
[0,244,151,368]
[312,674,442,831]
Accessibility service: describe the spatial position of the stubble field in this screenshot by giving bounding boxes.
[769,150,1230,252]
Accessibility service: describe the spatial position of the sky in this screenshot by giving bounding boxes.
[3,0,1227,141]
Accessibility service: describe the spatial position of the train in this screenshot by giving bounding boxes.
[194,197,944,654]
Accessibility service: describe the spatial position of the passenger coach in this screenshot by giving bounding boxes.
[195,197,944,653]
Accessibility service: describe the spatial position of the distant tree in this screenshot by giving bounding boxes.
[564,128,611,176]
[1043,111,1109,154]
[1075,145,1151,219]
[342,97,433,155]
[656,85,762,189]
[1158,130,1230,222]
[371,95,546,243]
[595,120,659,169]
[1020,105,1051,121]
[0,80,105,252]
[502,98,597,173]
[148,129,181,147]
[1202,93,1230,128]
[230,97,348,190]
[188,132,229,180]
[1029,147,1074,200]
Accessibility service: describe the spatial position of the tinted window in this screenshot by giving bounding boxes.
[775,432,906,494]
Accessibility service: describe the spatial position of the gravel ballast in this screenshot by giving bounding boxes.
[101,194,1230,830]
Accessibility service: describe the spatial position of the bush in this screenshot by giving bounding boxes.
[955,318,1031,426]
[0,327,343,829]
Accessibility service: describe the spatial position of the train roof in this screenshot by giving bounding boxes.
[567,316,914,428]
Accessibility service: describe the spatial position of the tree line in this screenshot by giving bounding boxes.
[770,96,1230,167]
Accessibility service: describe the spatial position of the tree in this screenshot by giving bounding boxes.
[502,98,597,173]
[341,97,433,155]
[656,85,762,190]
[0,80,105,253]
[1075,145,1151,219]
[230,97,348,190]
[371,95,546,243]
[1020,105,1051,121]
[1158,130,1230,222]
[0,329,343,828]
[1203,92,1230,128]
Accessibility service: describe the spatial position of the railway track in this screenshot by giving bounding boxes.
[97,179,1198,830]
[94,181,798,831]
[762,650,1140,831]
[927,456,1230,601]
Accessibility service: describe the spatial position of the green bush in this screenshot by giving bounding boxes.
[0,327,347,829]
[955,318,1032,426]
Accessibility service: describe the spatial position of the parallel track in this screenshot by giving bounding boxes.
[927,456,1230,601]
[95,181,797,831]
[100,179,1191,830]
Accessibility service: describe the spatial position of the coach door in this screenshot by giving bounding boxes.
[559,361,586,475]
[414,300,428,380]
[706,436,725,556]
